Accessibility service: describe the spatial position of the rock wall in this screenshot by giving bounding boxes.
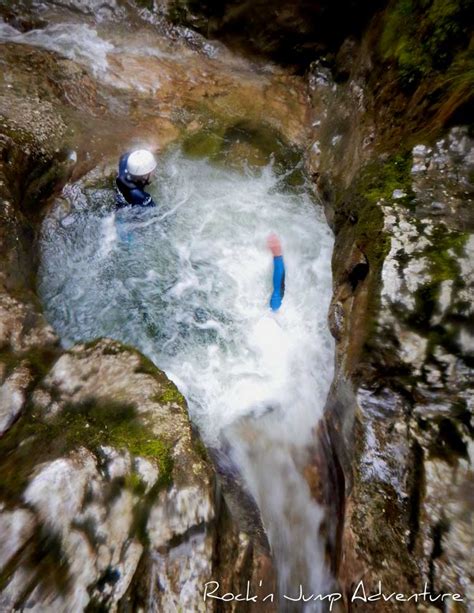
[161,0,379,68]
[0,337,274,611]
[305,19,473,610]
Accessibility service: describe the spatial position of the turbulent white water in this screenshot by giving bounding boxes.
[0,14,221,80]
[0,21,114,74]
[39,151,335,607]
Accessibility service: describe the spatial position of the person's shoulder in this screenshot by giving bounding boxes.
[118,153,129,174]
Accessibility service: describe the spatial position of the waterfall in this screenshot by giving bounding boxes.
[39,151,335,607]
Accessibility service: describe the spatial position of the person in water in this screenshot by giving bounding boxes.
[267,233,285,311]
[116,149,157,208]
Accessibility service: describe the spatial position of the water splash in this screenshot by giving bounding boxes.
[39,151,335,607]
[0,21,114,75]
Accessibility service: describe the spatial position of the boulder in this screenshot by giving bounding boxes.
[0,339,273,611]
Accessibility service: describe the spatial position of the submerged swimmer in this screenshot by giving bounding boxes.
[116,149,157,208]
[267,233,285,311]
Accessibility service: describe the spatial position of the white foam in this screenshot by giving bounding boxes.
[0,21,114,75]
[39,152,335,602]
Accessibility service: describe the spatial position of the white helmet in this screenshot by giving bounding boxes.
[126,149,157,177]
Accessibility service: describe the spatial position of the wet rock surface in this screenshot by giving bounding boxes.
[346,129,473,607]
[0,339,273,611]
[312,45,473,607]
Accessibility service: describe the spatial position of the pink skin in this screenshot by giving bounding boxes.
[267,233,283,257]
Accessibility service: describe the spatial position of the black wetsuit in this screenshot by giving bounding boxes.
[116,153,156,208]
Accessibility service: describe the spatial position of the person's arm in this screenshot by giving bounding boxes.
[267,234,285,311]
[130,187,155,207]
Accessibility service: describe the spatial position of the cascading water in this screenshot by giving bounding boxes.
[39,150,335,607]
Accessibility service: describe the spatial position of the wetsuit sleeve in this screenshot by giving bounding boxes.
[129,187,156,207]
[270,255,285,311]
[118,153,128,175]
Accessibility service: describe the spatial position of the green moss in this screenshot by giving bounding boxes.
[83,338,110,351]
[405,228,468,335]
[0,399,173,505]
[134,0,154,9]
[356,207,390,275]
[381,0,473,89]
[181,120,305,187]
[346,154,414,281]
[134,353,161,377]
[357,153,414,208]
[158,382,186,406]
[192,434,209,463]
[129,475,171,547]
[425,226,467,283]
[128,448,174,546]
[182,129,225,159]
[338,154,412,271]
[124,472,147,496]
[0,346,58,381]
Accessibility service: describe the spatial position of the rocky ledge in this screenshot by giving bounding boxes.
[307,35,473,609]
[0,336,275,611]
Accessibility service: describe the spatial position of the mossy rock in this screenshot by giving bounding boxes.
[334,154,408,274]
[181,120,305,186]
[0,398,173,505]
[182,128,225,159]
[157,381,186,406]
[124,472,147,496]
[331,154,418,372]
[380,0,474,91]
[399,227,469,361]
[0,346,59,383]
[133,0,154,9]
[356,153,414,208]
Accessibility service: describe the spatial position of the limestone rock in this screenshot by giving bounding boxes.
[133,456,159,493]
[0,339,274,610]
[0,507,36,572]
[0,362,33,435]
[147,484,214,549]
[326,126,474,606]
[0,294,58,355]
